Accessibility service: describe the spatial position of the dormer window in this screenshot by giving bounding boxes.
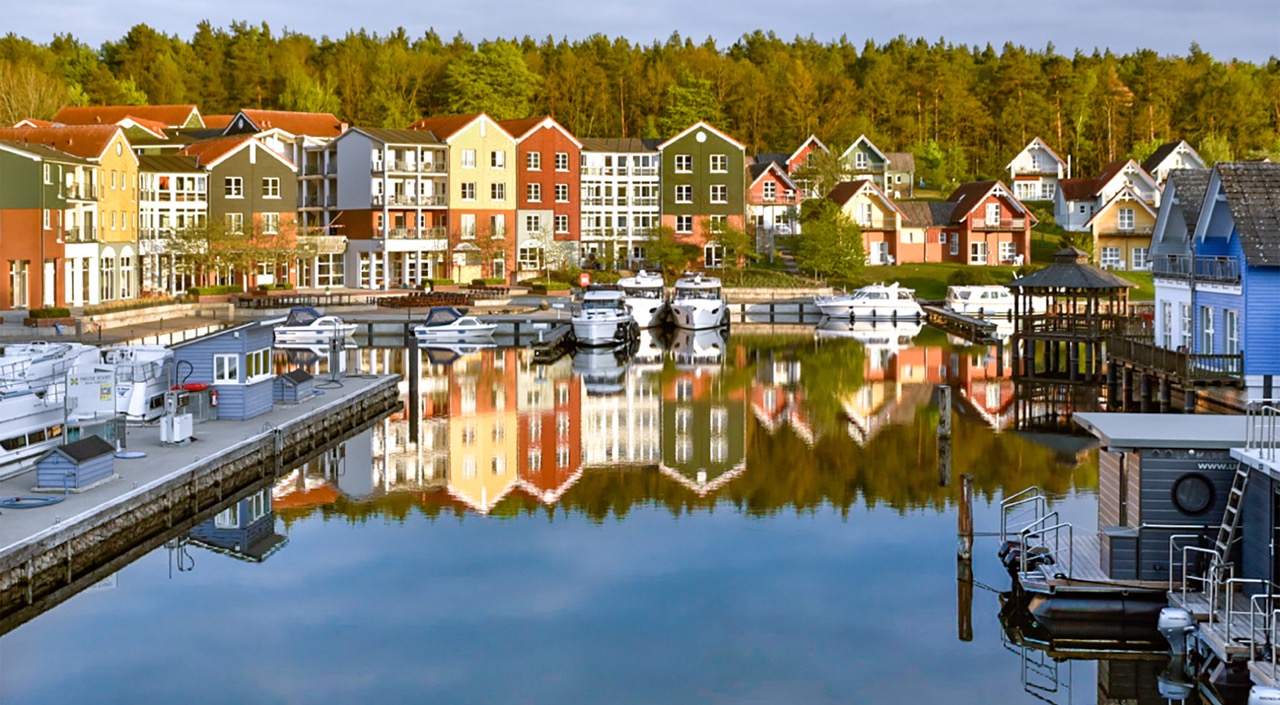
[854,152,868,170]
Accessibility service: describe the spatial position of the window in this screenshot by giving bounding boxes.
[225,176,243,198]
[704,243,725,268]
[1131,247,1149,270]
[490,214,505,238]
[526,152,541,170]
[1161,301,1173,349]
[491,183,506,201]
[492,455,506,475]
[490,150,505,168]
[675,215,693,234]
[43,164,51,184]
[762,181,776,201]
[999,241,1016,262]
[246,348,270,380]
[555,152,569,171]
[214,354,239,383]
[555,184,569,202]
[938,232,947,244]
[674,154,692,173]
[527,183,541,202]
[854,152,868,169]
[525,214,542,234]
[675,185,692,203]
[950,237,959,256]
[461,213,476,239]
[1180,303,1192,351]
[1100,247,1122,269]
[707,215,726,232]
[710,184,727,204]
[461,149,476,168]
[1225,309,1239,355]
[985,203,1001,226]
[262,177,280,198]
[710,154,727,173]
[856,203,873,226]
[42,210,50,230]
[262,213,279,234]
[226,213,244,233]
[555,214,569,234]
[518,245,543,270]
[969,242,987,265]
[1200,306,1214,354]
[461,182,476,200]
[1118,207,1135,231]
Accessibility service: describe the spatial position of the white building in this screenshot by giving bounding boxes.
[579,138,662,267]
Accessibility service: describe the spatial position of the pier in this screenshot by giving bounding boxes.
[0,373,400,633]
[922,305,1005,345]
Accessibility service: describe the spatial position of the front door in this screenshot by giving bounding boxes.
[43,259,55,306]
[873,242,889,265]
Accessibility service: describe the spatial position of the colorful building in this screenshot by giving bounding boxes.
[657,121,746,266]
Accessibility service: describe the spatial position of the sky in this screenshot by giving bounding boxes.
[7,0,1279,63]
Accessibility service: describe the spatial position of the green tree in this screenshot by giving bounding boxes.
[646,226,701,280]
[703,219,755,283]
[795,201,865,279]
[657,72,724,136]
[443,40,541,120]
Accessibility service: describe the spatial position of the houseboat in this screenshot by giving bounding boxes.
[618,271,668,328]
[813,283,923,320]
[670,273,727,330]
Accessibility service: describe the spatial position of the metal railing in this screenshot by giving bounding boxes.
[1178,545,1225,607]
[66,183,99,200]
[1169,535,1209,594]
[974,218,1028,231]
[1019,515,1072,579]
[382,227,448,240]
[1151,254,1241,283]
[1246,401,1280,461]
[1218,577,1268,647]
[999,486,1047,543]
[63,227,97,243]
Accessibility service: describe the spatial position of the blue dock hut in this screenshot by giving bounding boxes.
[170,319,280,420]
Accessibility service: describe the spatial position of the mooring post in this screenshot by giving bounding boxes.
[995,339,1004,377]
[1160,378,1172,414]
[1184,388,1197,414]
[958,473,974,559]
[408,346,420,446]
[957,549,974,643]
[1140,373,1153,413]
[1107,365,1120,410]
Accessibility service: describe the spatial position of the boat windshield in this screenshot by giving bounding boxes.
[422,307,464,326]
[582,299,625,310]
[622,287,662,299]
[283,307,324,327]
[675,287,721,300]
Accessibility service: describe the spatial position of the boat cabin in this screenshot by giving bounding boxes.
[171,319,280,420]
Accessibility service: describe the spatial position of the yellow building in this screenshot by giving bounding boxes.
[1087,186,1159,271]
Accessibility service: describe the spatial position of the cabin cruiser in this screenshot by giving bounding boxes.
[273,307,356,345]
[670,273,727,330]
[813,283,923,319]
[0,342,97,476]
[618,270,668,328]
[0,341,99,386]
[413,306,496,342]
[99,345,174,422]
[572,287,639,347]
[814,319,923,350]
[944,285,1016,318]
[670,328,726,370]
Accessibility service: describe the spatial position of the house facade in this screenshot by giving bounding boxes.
[1006,137,1067,202]
[1054,159,1161,233]
[746,161,800,252]
[499,117,582,279]
[1086,186,1159,270]
[1142,140,1207,186]
[939,180,1035,266]
[838,135,914,197]
[0,142,76,308]
[137,155,208,294]
[1149,169,1211,353]
[579,138,661,269]
[825,180,903,265]
[657,122,746,266]
[170,318,278,420]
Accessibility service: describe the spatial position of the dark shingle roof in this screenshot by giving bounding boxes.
[137,155,203,173]
[281,369,314,385]
[826,179,878,206]
[885,151,916,172]
[579,138,659,153]
[897,201,947,227]
[1008,248,1136,291]
[755,152,788,168]
[357,127,443,145]
[1217,162,1280,267]
[1142,142,1183,175]
[0,139,92,165]
[54,435,116,463]
[1167,169,1211,232]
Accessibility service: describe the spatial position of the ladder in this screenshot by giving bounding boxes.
[1214,464,1250,563]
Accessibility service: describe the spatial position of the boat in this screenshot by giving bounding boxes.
[99,345,174,422]
[944,285,1016,318]
[572,287,639,347]
[618,270,668,328]
[814,318,923,350]
[0,342,100,477]
[0,341,99,386]
[273,307,356,345]
[813,283,923,319]
[412,306,496,342]
[669,273,728,330]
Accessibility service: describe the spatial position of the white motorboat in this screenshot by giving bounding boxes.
[670,273,727,330]
[0,384,68,478]
[0,341,98,386]
[944,285,1016,318]
[572,288,638,347]
[99,345,174,422]
[814,319,923,350]
[670,328,727,369]
[813,283,923,319]
[618,270,668,328]
[273,307,356,345]
[413,306,496,342]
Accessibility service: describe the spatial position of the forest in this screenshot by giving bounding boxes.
[1,23,1278,184]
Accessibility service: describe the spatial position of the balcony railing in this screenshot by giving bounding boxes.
[383,227,448,240]
[66,184,99,200]
[1151,254,1240,284]
[304,195,335,208]
[973,218,1028,231]
[1107,336,1244,386]
[1098,224,1155,237]
[63,227,97,243]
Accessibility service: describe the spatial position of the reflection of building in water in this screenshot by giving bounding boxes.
[580,361,661,470]
[517,354,583,504]
[750,349,811,443]
[189,487,288,562]
[844,343,1014,442]
[361,348,452,494]
[446,348,520,513]
[660,349,747,495]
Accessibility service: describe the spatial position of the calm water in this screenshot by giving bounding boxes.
[1,326,1189,704]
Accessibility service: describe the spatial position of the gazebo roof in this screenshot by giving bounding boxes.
[1006,248,1136,291]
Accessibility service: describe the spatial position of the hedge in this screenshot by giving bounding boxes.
[471,278,507,286]
[530,283,572,293]
[84,297,179,316]
[28,306,71,319]
[424,278,454,286]
[188,284,244,296]
[255,282,295,292]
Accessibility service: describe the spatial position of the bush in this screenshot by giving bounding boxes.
[425,278,454,286]
[84,297,179,316]
[947,268,1000,286]
[591,271,621,284]
[471,278,506,286]
[188,284,244,296]
[531,283,572,294]
[1015,263,1044,278]
[28,306,71,319]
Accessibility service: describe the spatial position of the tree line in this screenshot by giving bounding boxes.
[2,23,1278,184]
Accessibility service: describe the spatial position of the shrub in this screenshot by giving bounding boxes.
[28,306,71,319]
[85,297,179,316]
[188,284,244,296]
[1015,263,1044,278]
[424,278,454,286]
[591,271,621,284]
[471,278,506,286]
[531,283,572,294]
[947,268,1000,286]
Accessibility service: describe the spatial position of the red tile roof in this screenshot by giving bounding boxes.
[826,179,878,206]
[13,118,53,128]
[118,116,168,138]
[497,116,545,140]
[408,114,491,140]
[0,125,122,160]
[53,104,199,128]
[233,109,346,137]
[203,114,235,130]
[178,136,255,167]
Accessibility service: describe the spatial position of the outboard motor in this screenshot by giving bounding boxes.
[1250,686,1280,705]
[1157,607,1196,655]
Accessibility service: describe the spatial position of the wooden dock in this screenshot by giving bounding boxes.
[1017,533,1166,594]
[923,306,1006,344]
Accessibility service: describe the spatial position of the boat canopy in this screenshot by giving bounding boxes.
[283,307,325,327]
[422,307,465,327]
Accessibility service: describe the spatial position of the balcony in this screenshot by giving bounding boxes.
[66,183,99,200]
[1107,335,1244,387]
[1151,254,1241,284]
[304,195,335,208]
[418,162,445,174]
[383,227,448,240]
[973,218,1028,232]
[1097,224,1155,238]
[63,227,97,243]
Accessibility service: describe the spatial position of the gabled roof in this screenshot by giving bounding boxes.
[227,109,345,138]
[497,115,583,148]
[347,127,444,146]
[178,136,296,171]
[754,153,788,169]
[203,114,234,130]
[44,435,115,464]
[826,179,902,215]
[897,201,950,228]
[1058,177,1097,201]
[116,116,168,139]
[945,180,1034,223]
[1005,137,1067,171]
[1083,185,1159,227]
[0,139,92,165]
[137,154,204,173]
[1213,162,1280,267]
[579,137,659,153]
[0,125,127,161]
[1059,160,1158,201]
[1142,140,1204,175]
[1008,248,1136,290]
[408,114,506,142]
[656,121,745,151]
[1167,169,1212,231]
[786,135,828,166]
[53,105,201,129]
[884,152,916,173]
[13,118,53,128]
[839,134,887,163]
[748,161,797,191]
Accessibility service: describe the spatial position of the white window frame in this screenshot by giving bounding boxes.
[854,152,868,170]
[461,149,476,168]
[1225,309,1239,356]
[262,212,280,234]
[969,241,987,265]
[998,241,1016,263]
[950,237,959,256]
[555,214,569,234]
[555,183,569,203]
[1200,305,1214,354]
[225,212,244,233]
[245,348,270,382]
[461,182,476,201]
[675,215,693,234]
[709,154,727,173]
[704,243,725,268]
[1100,247,1122,269]
[526,152,541,171]
[710,184,727,204]
[674,154,692,173]
[262,177,280,199]
[1131,247,1149,271]
[490,150,505,168]
[213,353,239,383]
[491,182,506,201]
[762,181,776,202]
[555,152,569,171]
[525,214,542,234]
[1180,303,1192,351]
[1161,301,1172,349]
[225,176,243,198]
[985,203,1001,226]
[527,183,541,202]
[675,185,692,204]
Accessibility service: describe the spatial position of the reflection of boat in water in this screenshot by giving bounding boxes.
[572,344,633,395]
[420,343,497,366]
[814,318,922,349]
[999,590,1167,657]
[632,328,666,372]
[670,328,726,369]
[413,306,496,342]
[618,270,667,328]
[273,307,356,344]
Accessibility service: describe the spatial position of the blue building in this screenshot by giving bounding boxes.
[170,318,279,420]
[1150,162,1280,399]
